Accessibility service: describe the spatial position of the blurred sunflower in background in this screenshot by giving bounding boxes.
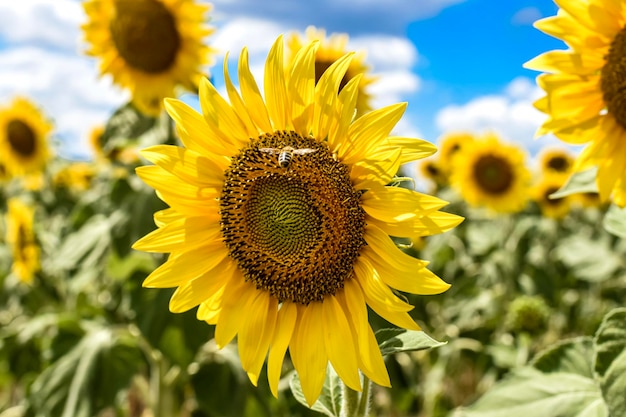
[0,97,52,177]
[531,171,571,219]
[536,146,574,174]
[82,0,216,116]
[418,157,447,191]
[5,198,39,284]
[53,162,97,192]
[134,36,462,405]
[437,131,475,176]
[88,124,139,165]
[287,25,377,117]
[451,133,530,213]
[525,0,626,206]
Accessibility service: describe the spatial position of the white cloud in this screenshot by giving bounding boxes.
[435,76,576,155]
[0,0,83,51]
[0,47,126,159]
[511,6,543,26]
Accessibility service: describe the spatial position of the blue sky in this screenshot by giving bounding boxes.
[0,0,574,160]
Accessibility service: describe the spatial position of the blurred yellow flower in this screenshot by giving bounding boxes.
[525,0,626,206]
[53,162,97,191]
[0,97,52,177]
[532,171,571,219]
[88,125,140,165]
[82,0,216,116]
[537,146,575,174]
[287,26,377,117]
[134,36,462,405]
[6,198,39,284]
[451,133,530,213]
[437,131,475,176]
[418,157,447,190]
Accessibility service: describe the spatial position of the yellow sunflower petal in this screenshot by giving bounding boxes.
[290,303,328,407]
[313,52,353,141]
[525,50,605,75]
[264,36,291,131]
[322,295,361,392]
[222,53,259,138]
[132,215,220,253]
[142,242,228,288]
[169,261,232,313]
[267,302,298,398]
[214,277,254,348]
[239,292,277,386]
[238,48,273,133]
[287,40,318,135]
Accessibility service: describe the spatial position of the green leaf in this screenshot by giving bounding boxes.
[594,308,626,417]
[28,327,146,417]
[550,168,598,199]
[100,102,158,151]
[554,235,622,282]
[289,366,342,417]
[602,204,626,238]
[454,367,608,417]
[375,329,445,356]
[531,337,594,378]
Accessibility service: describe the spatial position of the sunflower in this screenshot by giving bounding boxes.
[5,198,39,284]
[82,0,216,116]
[287,26,377,117]
[0,97,52,177]
[53,162,97,191]
[88,125,139,165]
[536,146,575,174]
[133,36,463,405]
[437,131,475,176]
[532,172,571,219]
[418,157,447,190]
[525,0,626,206]
[451,133,530,213]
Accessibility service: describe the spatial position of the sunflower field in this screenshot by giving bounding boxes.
[1,1,625,417]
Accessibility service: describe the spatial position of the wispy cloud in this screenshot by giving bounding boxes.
[511,6,543,26]
[434,77,574,155]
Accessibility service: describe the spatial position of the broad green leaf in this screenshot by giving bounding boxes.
[375,329,445,356]
[594,308,626,417]
[454,367,608,417]
[602,204,626,238]
[531,337,594,378]
[28,327,146,417]
[100,102,158,153]
[554,235,622,282]
[289,366,342,417]
[550,168,598,199]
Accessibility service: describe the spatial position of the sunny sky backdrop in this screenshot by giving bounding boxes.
[0,0,575,162]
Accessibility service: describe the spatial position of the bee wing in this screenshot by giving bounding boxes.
[293,148,318,155]
[258,148,280,154]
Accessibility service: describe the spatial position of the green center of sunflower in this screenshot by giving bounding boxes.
[546,155,570,172]
[7,119,36,157]
[220,130,366,305]
[473,154,514,195]
[110,0,181,74]
[315,60,349,92]
[601,26,626,129]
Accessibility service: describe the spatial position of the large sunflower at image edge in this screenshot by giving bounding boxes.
[133,36,463,405]
[287,26,377,117]
[6,199,39,284]
[82,0,216,116]
[451,134,530,213]
[0,97,52,177]
[525,0,626,206]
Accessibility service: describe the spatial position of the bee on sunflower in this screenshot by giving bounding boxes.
[133,36,463,405]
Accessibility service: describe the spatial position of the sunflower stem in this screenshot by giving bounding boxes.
[341,374,372,417]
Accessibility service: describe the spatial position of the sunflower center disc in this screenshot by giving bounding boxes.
[473,154,514,194]
[7,119,36,157]
[220,130,366,305]
[601,27,626,129]
[110,0,181,74]
[547,155,570,172]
